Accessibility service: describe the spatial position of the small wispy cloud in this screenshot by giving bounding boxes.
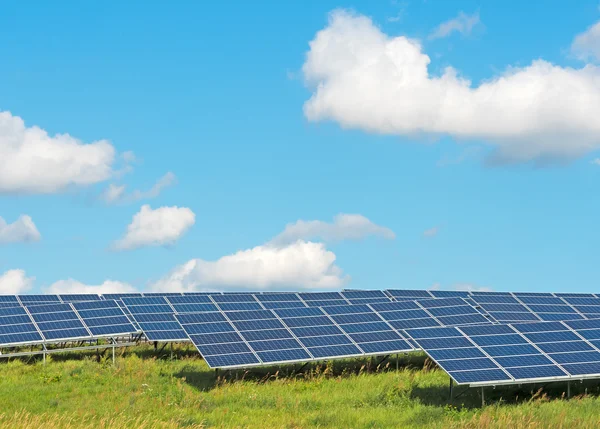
[453,283,493,292]
[429,11,481,40]
[387,0,408,23]
[423,226,439,238]
[101,172,176,205]
[592,158,600,166]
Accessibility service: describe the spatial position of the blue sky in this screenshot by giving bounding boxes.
[1,0,600,294]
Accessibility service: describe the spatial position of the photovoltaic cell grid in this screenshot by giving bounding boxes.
[71,300,138,337]
[406,319,600,386]
[121,297,187,341]
[176,306,417,369]
[26,303,91,341]
[0,306,44,346]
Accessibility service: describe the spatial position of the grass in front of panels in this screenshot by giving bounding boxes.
[1,346,600,428]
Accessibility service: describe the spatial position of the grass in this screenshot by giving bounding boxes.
[1,345,600,428]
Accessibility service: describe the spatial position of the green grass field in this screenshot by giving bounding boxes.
[1,345,600,428]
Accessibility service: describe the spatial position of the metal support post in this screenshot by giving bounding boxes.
[112,344,115,364]
[449,378,453,400]
[170,342,173,360]
[481,387,485,407]
[396,354,399,371]
[567,381,571,399]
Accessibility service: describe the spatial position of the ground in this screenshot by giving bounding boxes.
[0,346,599,428]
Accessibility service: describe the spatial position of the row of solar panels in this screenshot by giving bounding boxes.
[0,300,139,347]
[6,291,600,389]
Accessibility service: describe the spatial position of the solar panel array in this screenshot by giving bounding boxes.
[6,288,600,389]
[176,303,419,369]
[407,319,600,386]
[0,299,138,347]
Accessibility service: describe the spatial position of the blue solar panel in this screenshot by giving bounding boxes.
[440,358,499,371]
[217,302,264,311]
[0,309,44,347]
[167,295,212,304]
[370,301,421,312]
[0,295,20,304]
[347,298,392,305]
[427,305,477,317]
[478,303,531,312]
[460,324,515,336]
[385,290,432,298]
[537,341,594,354]
[255,293,302,302]
[59,294,102,302]
[298,292,345,301]
[550,351,600,364]
[562,297,600,306]
[211,294,258,303]
[468,334,527,347]
[25,303,90,341]
[470,295,519,304]
[260,301,307,309]
[495,355,554,367]
[306,300,349,307]
[536,313,583,321]
[449,369,511,384]
[122,297,186,341]
[437,314,490,326]
[488,312,540,322]
[341,290,387,299]
[417,298,466,308]
[171,303,220,313]
[565,318,600,330]
[561,362,600,375]
[429,291,471,298]
[102,293,143,300]
[507,365,567,380]
[428,348,486,360]
[19,295,61,303]
[72,300,137,337]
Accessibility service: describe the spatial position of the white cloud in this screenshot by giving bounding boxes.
[0,269,34,294]
[453,283,493,292]
[571,20,600,62]
[151,240,348,292]
[0,215,41,244]
[303,10,600,164]
[429,11,481,40]
[423,226,439,237]
[0,111,124,194]
[592,158,600,165]
[102,172,176,204]
[45,279,136,294]
[113,204,195,251]
[270,213,395,246]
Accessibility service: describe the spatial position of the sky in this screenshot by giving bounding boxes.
[1,0,600,295]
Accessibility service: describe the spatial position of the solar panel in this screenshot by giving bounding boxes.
[405,326,512,384]
[18,295,61,304]
[370,301,443,330]
[341,290,388,299]
[320,305,412,354]
[59,294,102,302]
[0,306,44,347]
[25,303,91,341]
[211,294,259,303]
[72,300,138,337]
[0,295,21,305]
[102,293,143,300]
[122,297,187,341]
[175,312,261,368]
[429,291,470,298]
[385,290,433,299]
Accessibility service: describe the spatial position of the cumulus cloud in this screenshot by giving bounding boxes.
[0,215,41,244]
[151,240,348,292]
[571,20,600,62]
[45,279,136,294]
[113,204,195,250]
[101,172,176,204]
[0,111,125,194]
[429,11,481,40]
[270,214,395,246]
[0,269,34,294]
[303,10,600,164]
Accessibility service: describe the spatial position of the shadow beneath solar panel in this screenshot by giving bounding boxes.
[410,377,600,409]
[175,353,432,393]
